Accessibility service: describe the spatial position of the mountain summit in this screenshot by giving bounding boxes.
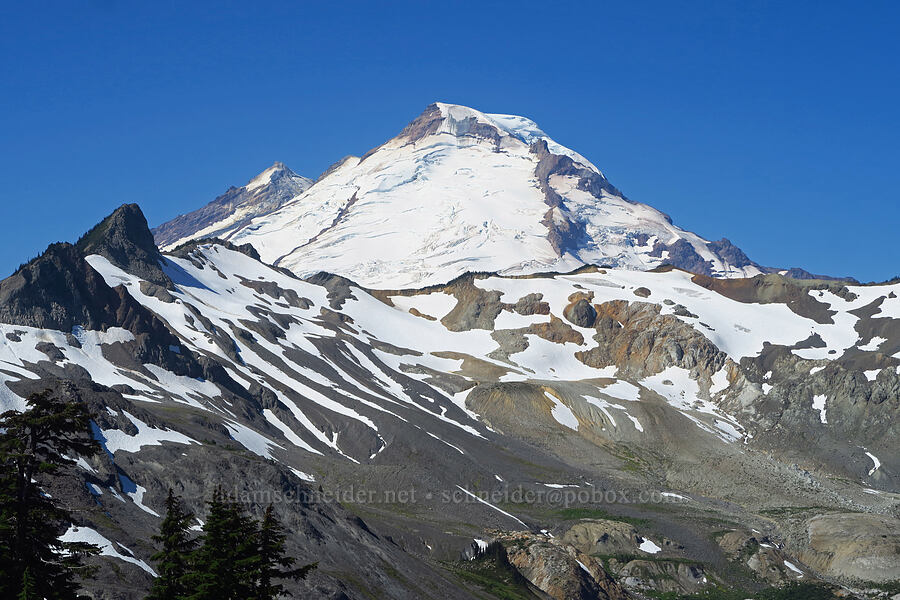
[152,162,312,250]
[156,103,765,288]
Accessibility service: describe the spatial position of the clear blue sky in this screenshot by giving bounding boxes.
[1,1,897,281]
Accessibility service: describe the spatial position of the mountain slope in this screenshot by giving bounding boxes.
[152,162,312,249]
[192,103,766,288]
[2,204,898,597]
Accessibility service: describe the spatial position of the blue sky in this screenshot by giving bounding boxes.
[1,1,897,281]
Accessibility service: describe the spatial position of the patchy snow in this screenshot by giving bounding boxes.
[576,559,593,576]
[624,413,644,432]
[119,473,160,517]
[60,525,156,575]
[289,467,315,482]
[809,365,826,375]
[74,456,98,474]
[223,420,283,460]
[710,368,731,394]
[389,292,458,320]
[544,391,579,430]
[427,431,465,455]
[638,537,662,554]
[493,308,552,330]
[476,269,832,362]
[142,364,221,406]
[640,366,742,442]
[812,395,828,424]
[74,237,895,476]
[582,394,643,433]
[792,286,900,360]
[262,409,320,454]
[864,451,881,476]
[858,336,887,352]
[598,380,641,401]
[95,411,197,455]
[864,369,881,382]
[783,560,803,576]
[0,322,155,395]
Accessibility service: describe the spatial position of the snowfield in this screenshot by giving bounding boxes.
[205,103,765,288]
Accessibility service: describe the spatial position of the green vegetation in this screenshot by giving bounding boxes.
[74,214,114,253]
[758,506,832,517]
[146,490,197,600]
[609,445,650,474]
[446,542,537,600]
[0,389,101,599]
[147,488,316,600]
[868,580,900,594]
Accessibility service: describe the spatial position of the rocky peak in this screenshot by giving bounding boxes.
[0,207,211,378]
[152,163,312,250]
[397,103,544,151]
[76,203,171,288]
[245,161,309,194]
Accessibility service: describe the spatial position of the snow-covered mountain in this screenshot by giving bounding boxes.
[4,106,894,598]
[2,204,900,597]
[152,162,312,250]
[156,104,765,288]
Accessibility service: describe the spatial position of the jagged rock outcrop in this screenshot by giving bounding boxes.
[717,530,805,584]
[494,531,630,600]
[77,203,171,288]
[577,300,727,381]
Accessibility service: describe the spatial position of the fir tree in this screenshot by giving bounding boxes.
[254,505,316,600]
[184,488,259,600]
[17,567,37,600]
[0,388,100,599]
[146,489,197,600]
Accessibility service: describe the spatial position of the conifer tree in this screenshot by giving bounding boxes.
[17,567,37,600]
[146,489,197,600]
[179,491,318,600]
[0,388,100,599]
[184,488,259,600]
[254,505,316,600]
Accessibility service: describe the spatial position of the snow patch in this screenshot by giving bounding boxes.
[60,526,156,575]
[812,395,828,424]
[544,391,578,430]
[95,412,197,455]
[865,451,881,476]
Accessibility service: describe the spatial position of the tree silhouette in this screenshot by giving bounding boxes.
[0,389,100,599]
